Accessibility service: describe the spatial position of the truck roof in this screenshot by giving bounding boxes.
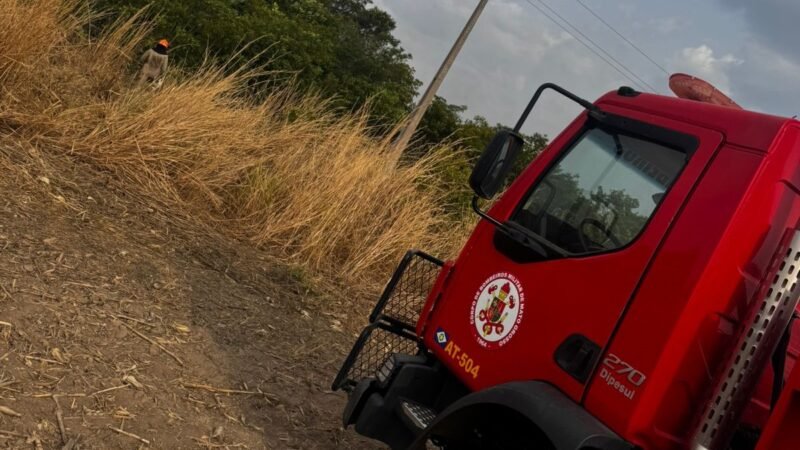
[596,89,790,151]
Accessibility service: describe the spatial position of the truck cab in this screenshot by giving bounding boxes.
[333,83,800,450]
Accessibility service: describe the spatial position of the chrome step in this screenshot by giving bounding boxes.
[401,401,437,430]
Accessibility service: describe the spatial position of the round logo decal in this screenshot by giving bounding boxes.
[470,273,525,348]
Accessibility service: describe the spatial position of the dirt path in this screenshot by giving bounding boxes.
[0,159,379,448]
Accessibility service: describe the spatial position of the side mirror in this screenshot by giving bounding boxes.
[469,130,525,199]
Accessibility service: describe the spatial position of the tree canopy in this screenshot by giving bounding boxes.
[418,97,548,172]
[92,0,550,210]
[93,0,420,125]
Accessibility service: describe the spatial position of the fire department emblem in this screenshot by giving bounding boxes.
[470,273,524,348]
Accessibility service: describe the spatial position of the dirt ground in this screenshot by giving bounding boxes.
[0,154,382,448]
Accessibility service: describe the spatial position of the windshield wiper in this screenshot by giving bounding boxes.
[470,197,569,258]
[502,221,569,257]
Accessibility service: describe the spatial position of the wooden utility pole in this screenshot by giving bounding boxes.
[394,0,489,152]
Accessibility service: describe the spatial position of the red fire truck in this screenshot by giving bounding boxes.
[332,79,800,450]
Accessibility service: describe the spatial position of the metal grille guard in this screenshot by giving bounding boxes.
[332,250,443,392]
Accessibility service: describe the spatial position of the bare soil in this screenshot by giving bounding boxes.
[0,154,380,449]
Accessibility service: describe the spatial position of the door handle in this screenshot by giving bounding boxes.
[554,334,601,384]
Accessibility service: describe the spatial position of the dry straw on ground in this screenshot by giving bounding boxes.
[0,0,468,286]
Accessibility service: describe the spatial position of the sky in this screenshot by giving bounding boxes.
[372,0,800,137]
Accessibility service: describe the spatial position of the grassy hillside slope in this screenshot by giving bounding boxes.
[0,0,467,287]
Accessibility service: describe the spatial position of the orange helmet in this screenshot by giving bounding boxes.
[158,39,170,48]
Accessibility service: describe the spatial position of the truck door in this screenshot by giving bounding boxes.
[424,104,723,402]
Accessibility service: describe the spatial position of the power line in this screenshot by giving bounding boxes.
[521,0,651,92]
[576,0,670,76]
[534,0,660,93]
[522,0,646,92]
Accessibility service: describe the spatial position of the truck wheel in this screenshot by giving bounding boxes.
[427,428,553,450]
[422,405,554,450]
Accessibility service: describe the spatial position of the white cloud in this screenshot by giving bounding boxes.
[671,45,741,94]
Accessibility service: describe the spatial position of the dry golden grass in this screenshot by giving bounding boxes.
[0,0,468,285]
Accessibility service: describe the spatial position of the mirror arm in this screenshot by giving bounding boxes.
[513,82,602,132]
[471,195,505,228]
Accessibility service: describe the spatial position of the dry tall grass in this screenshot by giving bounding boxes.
[0,0,468,285]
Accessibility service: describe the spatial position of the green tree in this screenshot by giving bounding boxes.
[411,96,466,156]
[412,96,549,215]
[320,0,419,124]
[92,0,419,126]
[93,0,554,213]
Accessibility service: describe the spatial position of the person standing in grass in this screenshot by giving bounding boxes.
[138,39,170,86]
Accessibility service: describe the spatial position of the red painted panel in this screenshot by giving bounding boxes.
[583,145,764,447]
[597,90,785,151]
[591,123,800,448]
[422,104,723,405]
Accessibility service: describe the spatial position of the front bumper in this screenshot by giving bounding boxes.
[331,251,449,449]
[342,354,450,449]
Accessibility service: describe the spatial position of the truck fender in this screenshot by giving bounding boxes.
[409,381,634,450]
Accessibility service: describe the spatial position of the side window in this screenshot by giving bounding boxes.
[512,127,687,255]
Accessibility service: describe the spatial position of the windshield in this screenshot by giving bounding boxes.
[511,127,687,255]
